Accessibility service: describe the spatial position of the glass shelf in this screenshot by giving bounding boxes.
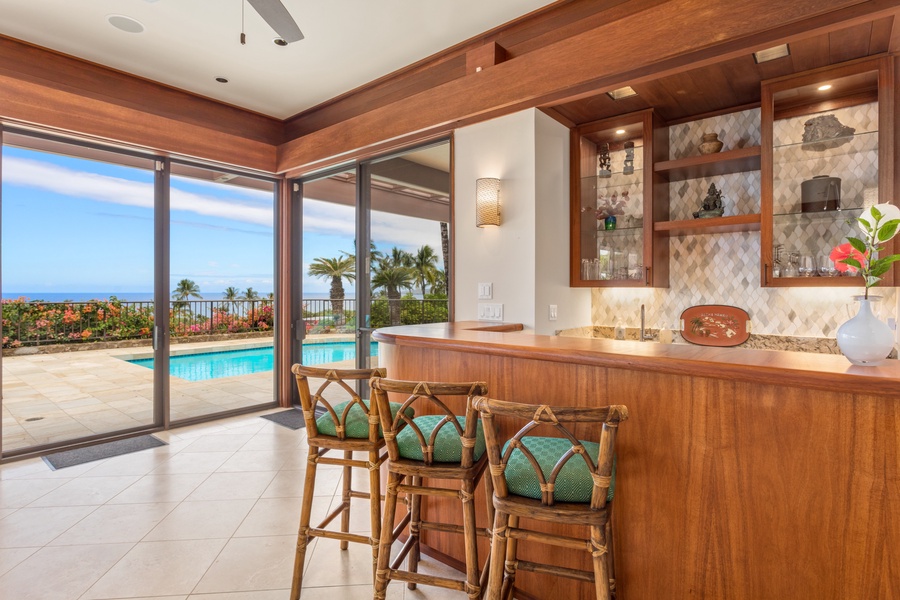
[596,224,644,235]
[773,207,863,222]
[772,130,878,164]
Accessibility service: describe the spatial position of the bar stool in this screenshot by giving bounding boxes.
[472,396,628,600]
[370,377,493,600]
[289,365,412,600]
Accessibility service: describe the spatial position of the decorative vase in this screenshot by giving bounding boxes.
[604,215,617,231]
[698,132,724,155]
[836,296,894,366]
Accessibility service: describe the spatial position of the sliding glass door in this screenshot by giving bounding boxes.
[1,132,158,454]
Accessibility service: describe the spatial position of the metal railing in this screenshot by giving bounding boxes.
[3,297,448,347]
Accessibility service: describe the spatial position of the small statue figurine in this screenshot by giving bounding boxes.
[597,143,611,178]
[692,183,725,219]
[622,141,635,175]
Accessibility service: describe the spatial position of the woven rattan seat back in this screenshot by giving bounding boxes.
[473,397,627,510]
[370,377,488,468]
[291,364,386,442]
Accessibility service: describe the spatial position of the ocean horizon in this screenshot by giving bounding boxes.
[2,291,333,302]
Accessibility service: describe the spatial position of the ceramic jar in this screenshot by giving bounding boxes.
[836,296,894,366]
[698,132,724,155]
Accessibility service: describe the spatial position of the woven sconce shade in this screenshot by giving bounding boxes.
[475,178,501,227]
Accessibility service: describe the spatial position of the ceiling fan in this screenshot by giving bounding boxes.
[246,0,304,44]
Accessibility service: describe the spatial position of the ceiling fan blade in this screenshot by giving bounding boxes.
[246,0,304,43]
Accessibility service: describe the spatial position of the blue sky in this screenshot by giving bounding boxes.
[2,145,445,297]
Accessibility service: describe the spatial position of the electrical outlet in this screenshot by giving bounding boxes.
[477,282,493,299]
[549,304,558,321]
[478,303,503,321]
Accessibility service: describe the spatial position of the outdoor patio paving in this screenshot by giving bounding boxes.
[2,337,329,453]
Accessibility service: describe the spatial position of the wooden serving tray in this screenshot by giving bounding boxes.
[680,305,751,346]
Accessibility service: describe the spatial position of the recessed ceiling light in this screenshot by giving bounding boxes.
[615,129,626,134]
[817,84,833,91]
[607,86,637,100]
[215,77,229,84]
[273,37,288,47]
[107,14,145,34]
[753,44,790,63]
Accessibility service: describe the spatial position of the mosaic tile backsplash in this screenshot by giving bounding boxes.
[591,107,898,342]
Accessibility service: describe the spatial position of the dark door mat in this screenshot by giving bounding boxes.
[261,406,326,430]
[43,435,167,470]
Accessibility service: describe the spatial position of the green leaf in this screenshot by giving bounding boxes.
[869,262,891,278]
[871,206,883,221]
[877,220,900,242]
[858,217,873,232]
[847,237,867,254]
[842,258,862,270]
[866,275,881,287]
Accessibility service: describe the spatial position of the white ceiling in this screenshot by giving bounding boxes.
[0,0,557,120]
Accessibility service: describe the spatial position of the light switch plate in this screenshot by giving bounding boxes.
[549,304,558,321]
[478,303,503,321]
[477,282,493,299]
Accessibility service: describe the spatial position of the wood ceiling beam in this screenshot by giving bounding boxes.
[277,0,900,174]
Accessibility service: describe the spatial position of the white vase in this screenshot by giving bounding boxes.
[836,296,895,366]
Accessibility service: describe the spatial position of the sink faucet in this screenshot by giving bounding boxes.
[640,304,655,341]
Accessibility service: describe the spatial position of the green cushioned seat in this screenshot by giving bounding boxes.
[503,437,615,503]
[315,399,413,439]
[396,415,485,463]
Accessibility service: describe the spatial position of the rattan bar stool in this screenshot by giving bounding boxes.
[289,365,412,600]
[371,377,494,600]
[472,396,628,600]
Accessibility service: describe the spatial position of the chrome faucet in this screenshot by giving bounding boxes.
[640,304,655,341]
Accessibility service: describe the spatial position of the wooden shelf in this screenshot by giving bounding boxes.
[654,146,761,181]
[654,214,761,236]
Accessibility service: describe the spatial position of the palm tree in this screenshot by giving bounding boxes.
[171,279,201,317]
[411,245,439,298]
[223,286,241,312]
[371,250,415,326]
[242,287,260,301]
[308,256,355,321]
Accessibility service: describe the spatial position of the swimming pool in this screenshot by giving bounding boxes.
[128,342,378,382]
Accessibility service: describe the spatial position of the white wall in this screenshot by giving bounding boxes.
[454,109,590,333]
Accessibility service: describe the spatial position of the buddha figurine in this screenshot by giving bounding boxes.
[692,183,725,219]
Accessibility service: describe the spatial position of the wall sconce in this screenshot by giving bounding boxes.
[475,177,501,227]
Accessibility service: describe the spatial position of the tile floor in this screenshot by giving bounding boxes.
[0,408,471,599]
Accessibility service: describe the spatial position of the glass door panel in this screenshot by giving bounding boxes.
[167,164,276,421]
[1,133,156,454]
[365,142,451,369]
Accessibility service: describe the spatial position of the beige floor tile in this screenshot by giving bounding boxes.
[49,502,178,545]
[192,535,295,594]
[82,538,228,599]
[233,496,328,538]
[151,451,234,474]
[180,434,254,453]
[0,505,96,547]
[0,542,133,600]
[215,449,291,472]
[186,591,287,599]
[185,471,277,502]
[301,537,382,588]
[0,477,70,508]
[144,499,255,541]
[107,472,210,505]
[296,584,403,600]
[81,450,173,477]
[0,508,17,520]
[0,546,39,577]
[28,475,140,507]
[260,469,308,499]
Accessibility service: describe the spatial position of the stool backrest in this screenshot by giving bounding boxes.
[370,377,488,468]
[473,396,628,509]
[291,364,386,442]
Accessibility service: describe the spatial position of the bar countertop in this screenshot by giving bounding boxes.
[373,321,900,396]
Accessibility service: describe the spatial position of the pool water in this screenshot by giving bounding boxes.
[128,342,378,382]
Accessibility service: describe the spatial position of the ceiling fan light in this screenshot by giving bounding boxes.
[273,37,288,46]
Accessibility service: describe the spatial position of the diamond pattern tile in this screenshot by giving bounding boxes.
[669,109,760,159]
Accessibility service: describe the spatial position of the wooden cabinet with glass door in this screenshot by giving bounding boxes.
[760,56,895,287]
[570,109,669,287]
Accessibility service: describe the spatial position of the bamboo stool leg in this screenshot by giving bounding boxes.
[486,508,509,600]
[290,445,320,600]
[606,519,616,599]
[368,449,382,585]
[479,473,495,593]
[500,515,519,600]
[590,525,611,600]
[461,478,481,599]
[340,450,352,550]
[407,475,422,590]
[374,471,404,600]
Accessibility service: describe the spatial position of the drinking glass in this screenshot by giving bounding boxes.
[817,253,840,277]
[798,254,816,277]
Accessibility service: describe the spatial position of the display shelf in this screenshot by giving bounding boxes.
[654,146,761,181]
[772,130,878,164]
[654,214,761,236]
[772,207,863,222]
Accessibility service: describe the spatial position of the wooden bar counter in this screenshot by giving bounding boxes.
[373,321,900,600]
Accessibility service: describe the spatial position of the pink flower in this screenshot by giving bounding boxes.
[830,243,867,274]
